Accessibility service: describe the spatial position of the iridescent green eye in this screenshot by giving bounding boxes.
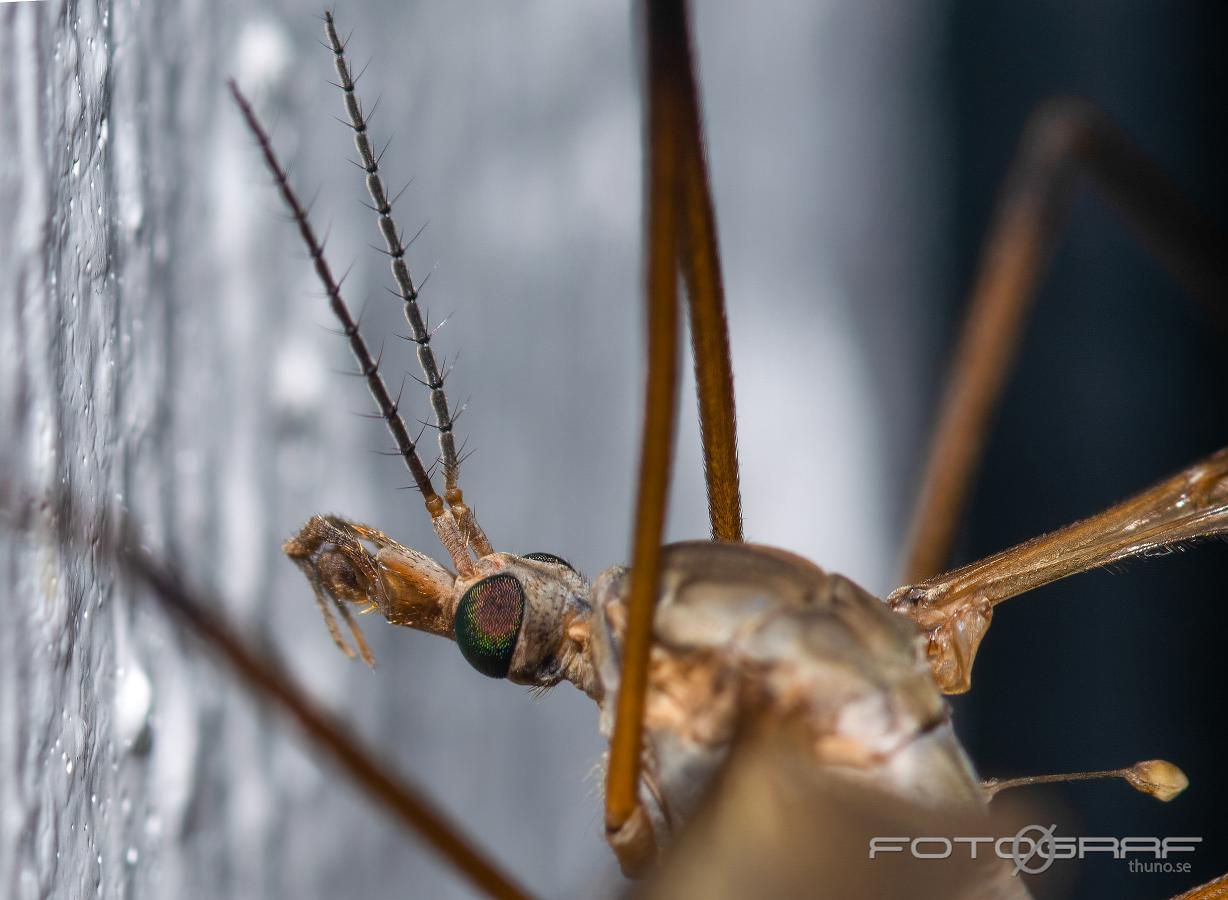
[455,574,525,678]
[523,552,575,572]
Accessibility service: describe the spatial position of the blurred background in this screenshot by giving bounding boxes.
[0,1,1222,898]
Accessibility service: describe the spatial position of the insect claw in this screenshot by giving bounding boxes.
[334,597,377,667]
[308,576,358,661]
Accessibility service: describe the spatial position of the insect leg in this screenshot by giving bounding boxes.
[902,99,1228,583]
[604,0,689,876]
[282,514,394,665]
[892,444,1228,693]
[1172,871,1228,900]
[0,486,531,900]
[675,28,742,544]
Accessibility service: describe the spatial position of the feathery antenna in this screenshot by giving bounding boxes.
[323,10,492,558]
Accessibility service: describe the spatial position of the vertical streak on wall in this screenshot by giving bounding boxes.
[0,0,276,895]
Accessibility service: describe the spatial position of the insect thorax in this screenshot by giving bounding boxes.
[585,541,986,864]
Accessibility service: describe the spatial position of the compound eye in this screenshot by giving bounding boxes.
[455,574,526,678]
[523,552,576,573]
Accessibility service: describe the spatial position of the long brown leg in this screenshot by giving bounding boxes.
[675,24,742,544]
[1172,871,1228,900]
[892,444,1228,693]
[604,0,689,868]
[902,98,1228,584]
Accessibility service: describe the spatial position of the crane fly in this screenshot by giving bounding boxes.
[6,1,1225,898]
[224,2,1228,894]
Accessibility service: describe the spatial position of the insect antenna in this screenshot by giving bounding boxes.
[228,81,474,577]
[323,10,493,560]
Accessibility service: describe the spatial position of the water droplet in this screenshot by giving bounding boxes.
[236,19,292,90]
[273,341,325,418]
[115,662,152,748]
[125,847,138,865]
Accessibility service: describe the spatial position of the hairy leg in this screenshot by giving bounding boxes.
[676,31,742,544]
[893,444,1228,693]
[604,0,690,874]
